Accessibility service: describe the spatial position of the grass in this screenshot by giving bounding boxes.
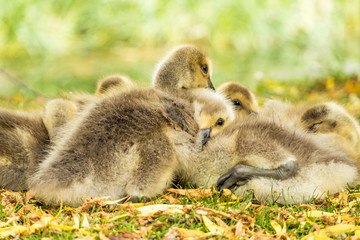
[1,186,360,239]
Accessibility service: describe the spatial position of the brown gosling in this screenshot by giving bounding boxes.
[152,45,214,92]
[0,109,49,191]
[42,99,79,139]
[95,75,136,97]
[217,82,258,118]
[46,75,137,137]
[261,100,360,161]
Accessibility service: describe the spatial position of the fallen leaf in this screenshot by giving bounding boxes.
[73,214,81,229]
[270,220,282,235]
[107,213,130,222]
[202,215,226,234]
[163,227,178,240]
[348,193,360,198]
[222,189,238,200]
[82,214,90,229]
[162,195,181,204]
[166,188,216,200]
[177,227,206,238]
[340,200,360,213]
[136,204,187,217]
[99,231,110,240]
[196,207,233,219]
[213,216,229,229]
[0,226,28,238]
[302,224,360,239]
[303,210,335,218]
[235,220,245,237]
[117,202,147,209]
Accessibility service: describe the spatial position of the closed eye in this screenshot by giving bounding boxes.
[308,122,321,132]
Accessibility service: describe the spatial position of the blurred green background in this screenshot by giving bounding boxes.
[0,0,359,109]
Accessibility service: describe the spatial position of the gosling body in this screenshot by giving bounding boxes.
[0,109,49,190]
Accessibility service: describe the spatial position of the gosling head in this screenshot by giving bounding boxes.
[152,45,214,92]
[193,89,235,146]
[300,102,360,148]
[217,82,258,118]
[42,99,78,138]
[96,75,135,97]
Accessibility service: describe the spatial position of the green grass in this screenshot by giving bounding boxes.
[1,185,360,239]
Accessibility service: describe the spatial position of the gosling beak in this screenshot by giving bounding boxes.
[249,110,258,116]
[208,79,215,91]
[201,127,211,146]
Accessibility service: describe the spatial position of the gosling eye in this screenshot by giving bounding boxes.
[216,118,225,126]
[308,122,321,132]
[201,64,208,74]
[232,99,243,107]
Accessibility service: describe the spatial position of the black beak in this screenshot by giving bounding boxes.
[201,128,211,146]
[208,79,215,91]
[249,110,258,116]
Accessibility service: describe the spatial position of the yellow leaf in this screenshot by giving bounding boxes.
[82,214,90,229]
[166,188,215,200]
[107,213,130,222]
[49,224,76,231]
[136,204,186,217]
[0,221,8,228]
[323,224,359,235]
[221,189,238,200]
[41,216,54,225]
[341,200,360,213]
[29,223,45,233]
[73,214,80,229]
[202,215,226,234]
[117,202,147,208]
[0,226,28,238]
[177,227,205,238]
[49,224,90,235]
[302,224,360,239]
[216,201,238,206]
[304,210,335,218]
[270,220,282,235]
[355,229,360,236]
[348,193,360,198]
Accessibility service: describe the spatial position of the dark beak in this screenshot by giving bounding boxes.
[201,127,211,146]
[208,79,215,91]
[249,110,258,116]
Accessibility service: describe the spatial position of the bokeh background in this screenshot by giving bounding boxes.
[0,0,359,111]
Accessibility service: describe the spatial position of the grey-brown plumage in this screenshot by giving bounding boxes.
[45,75,137,137]
[152,45,214,92]
[29,87,357,205]
[42,99,78,139]
[95,75,135,96]
[261,100,360,163]
[204,118,357,204]
[28,88,199,206]
[0,109,50,190]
